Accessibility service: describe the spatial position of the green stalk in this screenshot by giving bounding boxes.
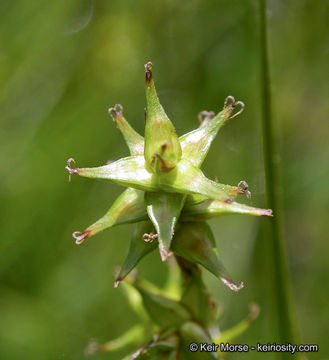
[259,0,299,347]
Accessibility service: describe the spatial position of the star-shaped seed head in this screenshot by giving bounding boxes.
[66,62,272,287]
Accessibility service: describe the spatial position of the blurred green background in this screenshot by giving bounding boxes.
[0,0,328,359]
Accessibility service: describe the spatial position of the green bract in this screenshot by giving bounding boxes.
[66,62,272,359]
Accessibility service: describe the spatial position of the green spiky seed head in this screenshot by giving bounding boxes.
[66,61,271,283]
[66,61,271,360]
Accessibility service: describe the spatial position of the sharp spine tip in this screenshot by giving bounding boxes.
[144,61,153,83]
[114,279,121,288]
[263,209,273,216]
[223,96,245,119]
[224,96,235,109]
[66,158,78,181]
[108,104,123,121]
[221,277,244,292]
[238,180,251,197]
[159,247,173,262]
[144,61,152,71]
[72,231,89,244]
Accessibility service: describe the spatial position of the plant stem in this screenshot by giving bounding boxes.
[259,0,299,346]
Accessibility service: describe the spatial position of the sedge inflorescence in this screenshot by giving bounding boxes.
[66,62,271,359]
